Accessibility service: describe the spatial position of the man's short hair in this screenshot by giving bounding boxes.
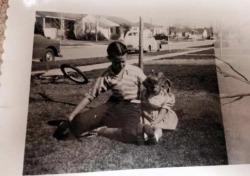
[107,41,127,57]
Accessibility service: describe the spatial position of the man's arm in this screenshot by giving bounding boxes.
[68,76,109,121]
[68,97,90,121]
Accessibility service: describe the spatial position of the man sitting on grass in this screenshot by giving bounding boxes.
[53,41,146,144]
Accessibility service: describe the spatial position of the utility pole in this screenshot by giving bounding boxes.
[43,17,46,35]
[95,16,99,42]
[168,26,170,52]
[60,12,65,40]
[139,17,144,70]
[220,22,223,59]
[139,17,144,125]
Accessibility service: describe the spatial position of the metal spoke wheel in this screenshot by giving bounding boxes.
[60,64,88,84]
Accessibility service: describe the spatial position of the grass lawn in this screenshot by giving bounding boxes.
[23,49,228,175]
[31,49,186,71]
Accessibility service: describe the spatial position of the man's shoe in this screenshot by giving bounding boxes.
[48,120,66,126]
[145,136,157,145]
[53,121,70,140]
[143,124,157,145]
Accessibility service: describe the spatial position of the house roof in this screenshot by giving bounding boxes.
[195,28,205,34]
[204,27,213,35]
[133,22,162,29]
[36,11,86,21]
[98,16,120,27]
[37,12,121,28]
[105,16,133,27]
[169,26,192,33]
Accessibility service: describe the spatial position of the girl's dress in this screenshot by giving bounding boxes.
[142,89,178,130]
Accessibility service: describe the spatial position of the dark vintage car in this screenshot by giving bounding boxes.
[154,34,169,44]
[32,34,62,61]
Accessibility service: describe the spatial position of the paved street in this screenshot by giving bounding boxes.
[58,40,215,60]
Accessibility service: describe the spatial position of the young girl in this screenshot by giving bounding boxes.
[141,72,178,144]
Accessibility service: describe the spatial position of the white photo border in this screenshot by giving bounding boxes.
[1,0,250,175]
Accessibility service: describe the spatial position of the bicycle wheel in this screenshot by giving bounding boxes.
[60,64,88,84]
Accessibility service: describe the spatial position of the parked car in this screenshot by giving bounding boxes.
[124,29,161,53]
[32,34,62,61]
[154,33,169,44]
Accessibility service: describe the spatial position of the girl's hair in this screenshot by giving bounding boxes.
[107,41,127,57]
[143,71,172,92]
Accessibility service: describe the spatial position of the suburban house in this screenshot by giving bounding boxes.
[132,22,168,36]
[35,11,133,41]
[169,26,213,40]
[105,16,133,40]
[36,11,83,40]
[190,27,213,40]
[169,26,192,39]
[74,14,121,40]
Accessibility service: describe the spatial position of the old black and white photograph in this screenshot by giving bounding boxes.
[12,0,250,175]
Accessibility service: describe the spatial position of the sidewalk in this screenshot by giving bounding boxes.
[215,46,250,164]
[31,47,213,76]
[60,40,111,46]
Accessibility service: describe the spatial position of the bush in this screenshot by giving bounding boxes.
[77,32,107,41]
[110,34,120,40]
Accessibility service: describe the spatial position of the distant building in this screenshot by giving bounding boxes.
[74,14,120,40]
[132,22,168,36]
[105,16,133,40]
[35,11,133,41]
[191,27,213,40]
[36,11,82,40]
[169,26,213,40]
[169,26,192,39]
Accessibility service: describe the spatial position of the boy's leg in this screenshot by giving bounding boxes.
[97,127,122,140]
[53,103,111,139]
[97,124,144,145]
[119,102,141,143]
[100,102,141,144]
[70,103,111,138]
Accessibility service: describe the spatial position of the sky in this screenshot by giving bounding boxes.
[36,0,250,32]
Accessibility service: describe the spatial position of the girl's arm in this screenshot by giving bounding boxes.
[151,108,168,127]
[142,110,154,123]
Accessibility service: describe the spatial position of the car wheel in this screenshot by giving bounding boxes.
[43,48,55,62]
[157,44,162,52]
[148,45,151,52]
